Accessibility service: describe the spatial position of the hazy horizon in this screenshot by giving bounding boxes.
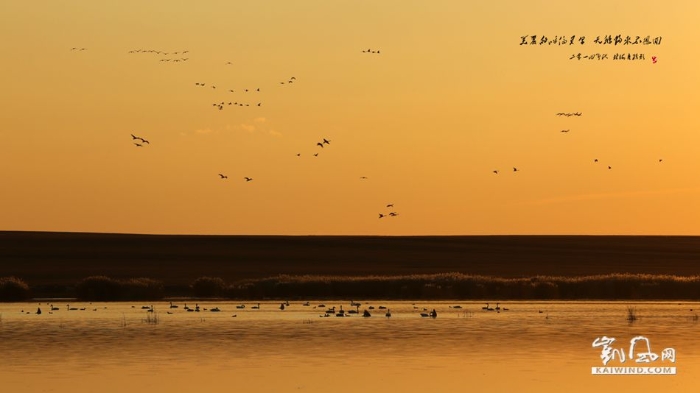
[2,1,698,236]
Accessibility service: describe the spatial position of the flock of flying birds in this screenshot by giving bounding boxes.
[218,173,254,182]
[70,41,671,226]
[491,112,664,174]
[130,134,150,147]
[378,203,399,219]
[193,77,296,110]
[70,43,550,222]
[74,43,668,221]
[119,51,344,191]
[127,48,190,63]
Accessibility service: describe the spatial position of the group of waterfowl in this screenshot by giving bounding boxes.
[163,302,221,314]
[22,303,101,315]
[316,304,393,318]
[20,301,520,320]
[481,303,508,312]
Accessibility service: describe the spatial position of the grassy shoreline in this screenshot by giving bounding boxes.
[4,273,700,301]
[4,231,700,300]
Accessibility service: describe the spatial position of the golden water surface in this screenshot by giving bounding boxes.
[1,301,698,392]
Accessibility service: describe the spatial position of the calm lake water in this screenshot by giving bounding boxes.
[1,300,698,392]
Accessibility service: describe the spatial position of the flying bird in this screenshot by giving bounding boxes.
[218,174,228,179]
[493,170,499,174]
[389,212,399,217]
[360,176,367,179]
[561,129,570,133]
[314,153,319,157]
[134,143,143,147]
[386,204,394,208]
[608,166,612,170]
[594,159,598,162]
[316,142,324,148]
[322,139,331,144]
[244,177,253,182]
[513,167,519,172]
[378,213,385,219]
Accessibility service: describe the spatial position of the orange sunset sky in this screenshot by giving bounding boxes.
[1,1,698,235]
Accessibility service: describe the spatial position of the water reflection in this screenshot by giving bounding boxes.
[1,301,699,392]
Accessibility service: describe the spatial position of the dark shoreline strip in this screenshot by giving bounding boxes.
[4,273,700,301]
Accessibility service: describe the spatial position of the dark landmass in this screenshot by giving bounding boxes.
[3,231,700,292]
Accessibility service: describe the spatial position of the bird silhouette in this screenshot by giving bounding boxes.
[316,143,324,148]
[386,204,394,207]
[322,139,331,144]
[513,167,519,172]
[134,143,143,147]
[244,177,253,182]
[594,159,598,162]
[296,153,301,157]
[493,170,499,174]
[608,166,612,170]
[378,213,385,218]
[561,129,570,133]
[389,212,399,217]
[218,174,228,179]
[314,153,319,157]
